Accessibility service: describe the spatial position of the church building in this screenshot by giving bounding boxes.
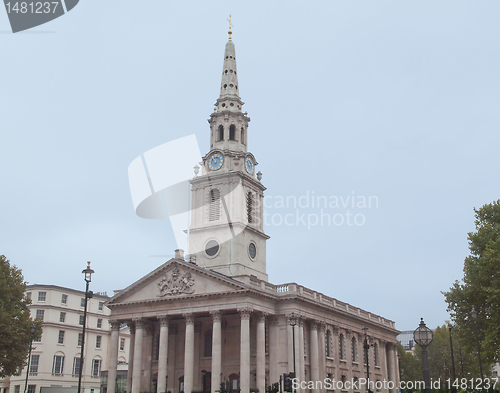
[105,29,400,393]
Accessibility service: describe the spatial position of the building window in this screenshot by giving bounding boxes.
[78,333,83,347]
[119,338,125,351]
[96,335,102,349]
[30,355,40,374]
[38,292,46,302]
[339,334,345,360]
[79,315,84,325]
[209,189,221,221]
[35,310,44,321]
[58,330,65,345]
[27,386,36,393]
[326,330,331,357]
[204,330,212,357]
[97,318,102,328]
[80,298,85,308]
[98,302,104,311]
[33,333,42,343]
[14,386,20,393]
[26,292,32,300]
[52,355,65,375]
[91,359,101,377]
[229,124,236,140]
[351,337,357,362]
[59,312,66,323]
[246,191,254,223]
[72,357,81,376]
[241,127,245,145]
[217,125,224,141]
[374,343,379,366]
[61,294,67,304]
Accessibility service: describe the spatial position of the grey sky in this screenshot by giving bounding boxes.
[1,1,499,331]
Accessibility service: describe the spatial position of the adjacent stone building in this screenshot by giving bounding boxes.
[0,285,130,393]
[105,32,400,393]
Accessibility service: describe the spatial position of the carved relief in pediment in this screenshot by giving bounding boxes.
[157,266,195,297]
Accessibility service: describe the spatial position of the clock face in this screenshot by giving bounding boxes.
[245,157,254,174]
[208,153,224,171]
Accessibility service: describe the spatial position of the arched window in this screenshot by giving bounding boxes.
[246,191,253,223]
[229,124,236,140]
[351,337,357,362]
[52,352,65,375]
[72,356,81,376]
[209,189,221,221]
[339,334,345,360]
[218,125,224,141]
[325,329,331,357]
[91,356,102,377]
[241,127,245,144]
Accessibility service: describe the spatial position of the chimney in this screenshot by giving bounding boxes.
[175,249,185,260]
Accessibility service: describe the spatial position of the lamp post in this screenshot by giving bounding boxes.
[289,314,298,393]
[362,327,372,393]
[470,308,484,381]
[447,324,456,392]
[24,325,36,393]
[77,261,94,393]
[413,318,433,393]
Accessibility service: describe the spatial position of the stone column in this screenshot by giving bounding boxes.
[239,308,252,393]
[386,343,397,393]
[256,313,267,393]
[107,320,120,393]
[131,319,144,393]
[211,311,222,393]
[157,316,169,393]
[287,318,294,373]
[269,317,279,384]
[298,319,305,392]
[318,323,326,392]
[127,322,135,393]
[183,313,195,393]
[310,321,320,392]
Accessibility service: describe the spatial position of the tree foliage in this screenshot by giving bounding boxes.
[444,200,500,365]
[0,255,42,377]
[399,324,488,390]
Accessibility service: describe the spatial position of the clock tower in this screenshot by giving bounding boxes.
[188,31,269,281]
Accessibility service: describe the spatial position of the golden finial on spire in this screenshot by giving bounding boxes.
[228,14,232,40]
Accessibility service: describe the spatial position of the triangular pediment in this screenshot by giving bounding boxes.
[107,259,249,306]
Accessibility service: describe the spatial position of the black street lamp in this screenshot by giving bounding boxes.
[289,314,298,393]
[470,308,484,381]
[413,318,433,393]
[77,261,94,393]
[447,323,457,392]
[362,327,372,393]
[24,325,36,393]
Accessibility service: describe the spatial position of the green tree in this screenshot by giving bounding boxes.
[443,200,500,365]
[398,342,421,384]
[0,255,42,377]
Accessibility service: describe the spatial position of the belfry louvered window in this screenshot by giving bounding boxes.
[218,125,224,141]
[209,189,221,221]
[246,191,253,223]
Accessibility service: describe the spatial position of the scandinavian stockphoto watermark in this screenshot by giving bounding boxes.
[3,0,79,33]
[292,377,499,392]
[263,191,379,229]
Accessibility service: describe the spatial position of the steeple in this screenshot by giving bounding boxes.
[188,31,269,282]
[209,30,250,153]
[219,40,239,99]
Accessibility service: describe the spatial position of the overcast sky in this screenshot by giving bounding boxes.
[1,1,499,331]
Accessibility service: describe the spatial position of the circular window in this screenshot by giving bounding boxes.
[205,240,220,257]
[248,242,257,260]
